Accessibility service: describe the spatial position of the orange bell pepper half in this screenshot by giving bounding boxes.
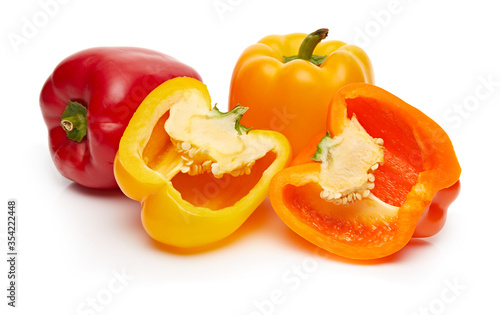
[229,28,373,156]
[270,83,461,260]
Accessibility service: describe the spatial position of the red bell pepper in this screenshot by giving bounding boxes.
[39,47,201,189]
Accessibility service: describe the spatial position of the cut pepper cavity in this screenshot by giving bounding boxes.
[114,77,291,248]
[269,83,461,260]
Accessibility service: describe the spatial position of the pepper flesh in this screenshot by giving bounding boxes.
[114,77,291,248]
[229,29,374,156]
[270,83,461,260]
[39,47,201,189]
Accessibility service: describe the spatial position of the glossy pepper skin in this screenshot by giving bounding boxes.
[114,78,291,248]
[229,29,373,156]
[270,83,461,260]
[39,47,202,189]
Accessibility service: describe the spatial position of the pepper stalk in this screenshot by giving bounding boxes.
[60,101,87,142]
[283,28,329,66]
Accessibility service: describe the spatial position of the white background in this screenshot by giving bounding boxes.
[1,0,498,314]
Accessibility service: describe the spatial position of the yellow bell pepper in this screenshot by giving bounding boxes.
[114,77,291,248]
[229,28,374,156]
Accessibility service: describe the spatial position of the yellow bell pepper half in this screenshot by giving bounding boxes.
[114,77,291,248]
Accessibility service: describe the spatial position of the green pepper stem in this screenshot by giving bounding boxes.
[297,28,329,61]
[60,101,87,142]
